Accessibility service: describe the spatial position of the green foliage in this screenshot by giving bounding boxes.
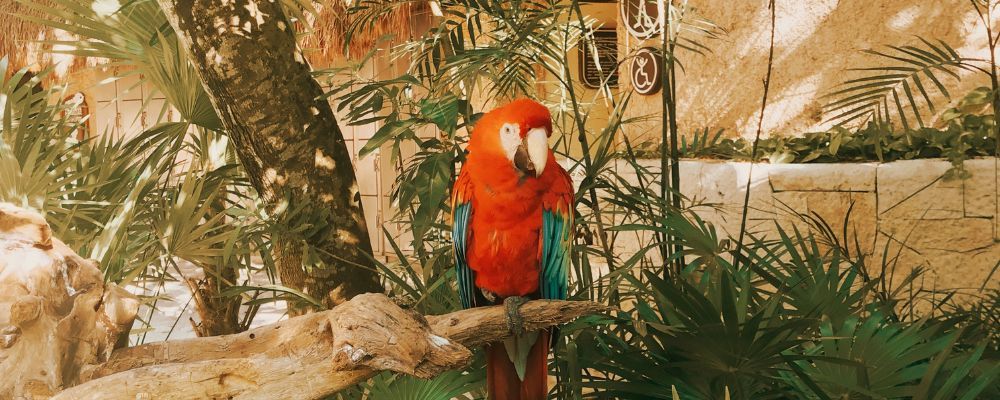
[20,0,373,316]
[573,217,1000,399]
[329,368,484,400]
[324,0,586,241]
[330,1,999,398]
[18,0,222,130]
[789,317,998,399]
[0,58,276,342]
[322,1,646,396]
[347,0,584,98]
[637,88,997,179]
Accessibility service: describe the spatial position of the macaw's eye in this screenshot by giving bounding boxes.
[501,123,518,137]
[499,122,521,162]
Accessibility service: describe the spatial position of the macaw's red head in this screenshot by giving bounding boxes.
[467,98,554,179]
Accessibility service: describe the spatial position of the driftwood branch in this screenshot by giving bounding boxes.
[58,295,603,400]
[0,204,140,400]
[0,202,605,399]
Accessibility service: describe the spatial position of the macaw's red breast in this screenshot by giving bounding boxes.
[465,153,567,298]
[467,189,543,297]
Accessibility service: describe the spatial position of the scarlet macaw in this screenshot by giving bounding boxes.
[451,99,574,400]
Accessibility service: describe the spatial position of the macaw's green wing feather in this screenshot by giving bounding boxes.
[452,170,476,309]
[540,171,574,301]
[453,202,475,309]
[540,208,571,300]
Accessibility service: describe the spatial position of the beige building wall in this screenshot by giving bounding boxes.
[559,2,620,157]
[57,2,998,258]
[616,0,996,141]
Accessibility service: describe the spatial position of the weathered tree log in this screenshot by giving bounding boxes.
[155,0,382,309]
[0,203,140,399]
[57,294,603,400]
[0,203,605,399]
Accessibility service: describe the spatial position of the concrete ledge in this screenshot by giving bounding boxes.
[769,163,877,192]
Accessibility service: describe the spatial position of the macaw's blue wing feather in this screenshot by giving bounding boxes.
[452,170,476,309]
[538,169,574,354]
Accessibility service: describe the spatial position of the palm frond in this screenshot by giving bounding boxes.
[824,38,982,129]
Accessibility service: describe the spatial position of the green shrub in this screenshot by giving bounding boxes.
[638,88,997,180]
[565,219,1000,399]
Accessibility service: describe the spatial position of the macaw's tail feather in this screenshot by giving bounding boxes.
[486,330,550,400]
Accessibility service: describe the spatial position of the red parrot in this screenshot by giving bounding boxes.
[451,99,574,400]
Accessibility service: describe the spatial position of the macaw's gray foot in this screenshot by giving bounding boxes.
[503,295,528,336]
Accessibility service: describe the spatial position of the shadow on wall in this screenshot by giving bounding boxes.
[625,0,992,139]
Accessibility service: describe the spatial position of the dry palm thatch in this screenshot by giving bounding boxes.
[1,0,91,78]
[1,0,46,72]
[301,0,427,67]
[4,0,426,75]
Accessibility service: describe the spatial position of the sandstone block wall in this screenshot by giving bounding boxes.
[608,158,999,294]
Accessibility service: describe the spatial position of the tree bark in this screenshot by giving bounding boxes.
[187,189,243,337]
[54,293,603,400]
[155,0,382,310]
[186,272,241,336]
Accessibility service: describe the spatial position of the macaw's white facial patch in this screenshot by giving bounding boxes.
[499,122,521,163]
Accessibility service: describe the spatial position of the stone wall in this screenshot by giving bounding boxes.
[609,158,999,293]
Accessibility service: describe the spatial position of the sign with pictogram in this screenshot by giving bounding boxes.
[630,47,662,95]
[621,0,661,40]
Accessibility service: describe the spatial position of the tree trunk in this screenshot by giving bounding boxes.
[186,270,241,336]
[187,190,243,337]
[155,0,382,310]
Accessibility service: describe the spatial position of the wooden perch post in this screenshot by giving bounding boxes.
[0,202,605,399]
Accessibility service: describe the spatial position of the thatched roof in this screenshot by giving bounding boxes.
[2,0,427,76]
[301,1,428,67]
[2,0,48,71]
[1,0,92,79]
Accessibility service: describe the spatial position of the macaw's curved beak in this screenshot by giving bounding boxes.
[513,128,548,178]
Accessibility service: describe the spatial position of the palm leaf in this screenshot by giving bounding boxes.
[824,38,981,129]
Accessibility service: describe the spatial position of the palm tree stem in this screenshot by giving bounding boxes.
[733,0,776,272]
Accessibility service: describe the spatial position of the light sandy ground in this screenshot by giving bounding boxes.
[126,259,287,344]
